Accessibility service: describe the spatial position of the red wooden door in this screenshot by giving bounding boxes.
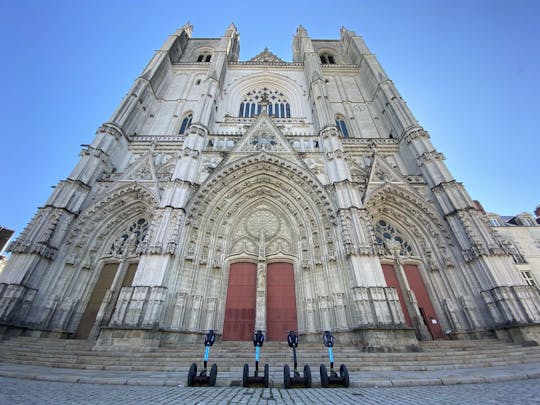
[403,264,445,339]
[381,263,412,327]
[76,263,118,339]
[266,262,298,341]
[223,262,256,341]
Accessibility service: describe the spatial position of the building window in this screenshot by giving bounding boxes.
[521,271,537,287]
[374,219,414,256]
[335,115,349,138]
[108,218,149,257]
[197,53,212,63]
[505,241,527,264]
[238,88,291,118]
[179,112,193,135]
[521,217,536,226]
[320,53,336,64]
[489,218,501,227]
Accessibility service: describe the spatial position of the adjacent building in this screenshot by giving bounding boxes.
[486,211,540,290]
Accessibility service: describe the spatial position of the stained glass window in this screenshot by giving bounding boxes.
[238,88,291,118]
[109,218,149,256]
[374,219,414,255]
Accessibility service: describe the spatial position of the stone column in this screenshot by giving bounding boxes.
[254,231,267,332]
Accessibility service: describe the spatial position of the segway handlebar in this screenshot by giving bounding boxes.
[253,330,265,347]
[287,330,298,348]
[204,330,216,347]
[323,331,335,348]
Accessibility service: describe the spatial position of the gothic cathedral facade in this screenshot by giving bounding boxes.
[1,24,539,349]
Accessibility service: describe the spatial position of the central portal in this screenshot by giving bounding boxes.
[223,261,297,341]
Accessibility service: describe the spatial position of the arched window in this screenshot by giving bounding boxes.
[320,53,336,65]
[374,219,414,256]
[179,112,193,135]
[238,88,291,118]
[196,52,212,63]
[335,115,349,138]
[108,218,149,257]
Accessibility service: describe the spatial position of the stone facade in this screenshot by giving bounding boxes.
[1,23,539,349]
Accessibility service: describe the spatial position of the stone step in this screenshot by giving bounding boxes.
[2,336,539,374]
[0,337,523,352]
[1,357,538,374]
[0,342,525,353]
[2,352,539,370]
[3,347,539,363]
[2,348,538,364]
[2,349,538,363]
[4,352,531,364]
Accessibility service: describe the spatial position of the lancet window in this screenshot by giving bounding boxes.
[335,115,350,138]
[179,112,193,135]
[239,88,291,118]
[197,53,212,62]
[320,53,336,64]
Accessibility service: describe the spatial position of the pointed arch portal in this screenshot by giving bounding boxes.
[186,153,338,341]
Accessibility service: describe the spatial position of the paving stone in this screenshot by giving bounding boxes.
[1,377,540,404]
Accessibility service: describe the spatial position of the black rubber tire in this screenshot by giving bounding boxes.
[242,364,249,387]
[264,364,270,388]
[320,364,328,388]
[340,364,350,388]
[283,364,291,389]
[209,363,218,386]
[303,364,312,388]
[187,363,197,387]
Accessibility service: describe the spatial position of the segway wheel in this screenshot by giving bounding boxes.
[209,363,218,386]
[303,364,312,388]
[320,364,329,388]
[187,363,197,387]
[340,364,350,388]
[283,364,291,389]
[242,364,249,387]
[264,363,270,388]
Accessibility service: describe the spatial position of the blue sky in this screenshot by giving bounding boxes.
[1,0,539,239]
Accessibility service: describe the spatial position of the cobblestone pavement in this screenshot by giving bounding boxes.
[1,376,539,404]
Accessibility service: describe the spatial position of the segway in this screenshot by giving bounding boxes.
[283,330,312,388]
[187,330,218,386]
[319,331,349,388]
[242,330,270,387]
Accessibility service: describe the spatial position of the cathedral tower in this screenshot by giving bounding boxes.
[1,24,539,349]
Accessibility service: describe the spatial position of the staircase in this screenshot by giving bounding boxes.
[1,336,539,373]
